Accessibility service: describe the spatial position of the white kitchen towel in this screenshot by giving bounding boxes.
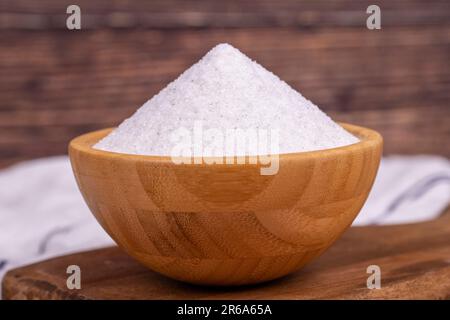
[0,155,449,295]
[353,155,450,225]
[0,156,114,295]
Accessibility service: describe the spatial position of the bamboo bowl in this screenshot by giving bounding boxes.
[69,123,382,286]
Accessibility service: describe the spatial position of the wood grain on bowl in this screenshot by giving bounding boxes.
[68,123,382,285]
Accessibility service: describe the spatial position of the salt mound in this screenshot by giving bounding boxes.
[94,43,358,155]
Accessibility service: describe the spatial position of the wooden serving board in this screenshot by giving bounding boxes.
[3,209,450,300]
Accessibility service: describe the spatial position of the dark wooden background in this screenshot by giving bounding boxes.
[0,0,449,168]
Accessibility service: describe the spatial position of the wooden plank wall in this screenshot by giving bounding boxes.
[0,0,449,167]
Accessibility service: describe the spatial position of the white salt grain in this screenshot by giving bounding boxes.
[94,43,359,156]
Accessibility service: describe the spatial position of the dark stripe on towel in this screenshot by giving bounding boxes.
[370,173,450,224]
[38,226,73,255]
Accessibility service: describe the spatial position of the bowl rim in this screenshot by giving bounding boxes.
[69,122,383,163]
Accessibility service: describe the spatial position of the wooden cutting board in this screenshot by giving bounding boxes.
[3,209,450,300]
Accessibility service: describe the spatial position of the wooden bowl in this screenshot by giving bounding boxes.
[69,123,382,286]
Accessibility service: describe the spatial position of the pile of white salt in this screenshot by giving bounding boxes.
[94,43,358,156]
